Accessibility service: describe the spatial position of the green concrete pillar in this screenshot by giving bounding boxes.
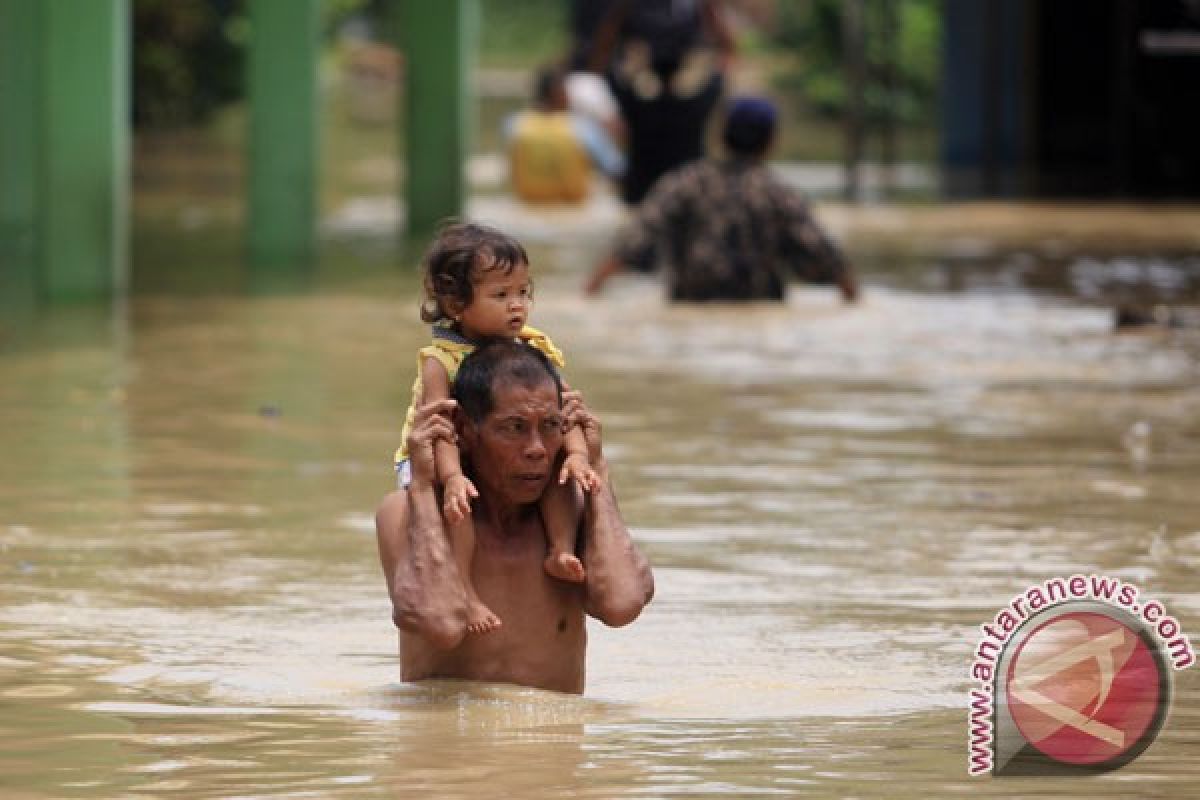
[40,0,130,301]
[0,0,40,310]
[398,0,478,236]
[247,0,320,269]
[2,0,130,307]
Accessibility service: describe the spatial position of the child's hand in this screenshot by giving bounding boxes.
[406,399,458,487]
[443,473,478,524]
[559,452,601,493]
[562,389,604,466]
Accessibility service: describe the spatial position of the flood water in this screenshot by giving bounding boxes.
[2,198,1200,798]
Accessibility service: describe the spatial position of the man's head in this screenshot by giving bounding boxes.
[454,340,565,505]
[722,96,778,159]
[533,64,569,111]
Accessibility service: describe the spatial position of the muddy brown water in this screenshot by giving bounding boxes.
[2,200,1199,798]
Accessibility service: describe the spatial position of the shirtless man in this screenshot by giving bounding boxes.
[375,340,654,694]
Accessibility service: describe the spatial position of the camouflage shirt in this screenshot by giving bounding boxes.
[615,158,850,302]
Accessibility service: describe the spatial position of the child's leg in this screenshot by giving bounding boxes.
[539,481,586,583]
[447,513,502,634]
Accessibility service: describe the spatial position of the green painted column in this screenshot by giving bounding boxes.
[247,0,320,269]
[32,0,130,303]
[0,0,40,310]
[398,0,478,236]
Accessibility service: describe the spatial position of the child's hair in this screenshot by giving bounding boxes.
[420,221,530,324]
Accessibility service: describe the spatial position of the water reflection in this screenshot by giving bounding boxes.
[2,213,1199,796]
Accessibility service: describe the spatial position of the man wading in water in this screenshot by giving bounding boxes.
[375,340,654,693]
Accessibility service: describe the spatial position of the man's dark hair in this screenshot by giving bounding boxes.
[454,339,562,423]
[533,63,567,108]
[420,221,530,324]
[722,96,778,158]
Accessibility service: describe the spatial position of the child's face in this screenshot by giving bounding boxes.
[456,260,531,341]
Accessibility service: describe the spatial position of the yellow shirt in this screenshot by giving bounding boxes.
[394,323,566,465]
[508,110,592,204]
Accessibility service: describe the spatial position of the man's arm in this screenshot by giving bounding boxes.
[584,0,632,74]
[572,115,626,179]
[584,254,625,296]
[701,0,738,69]
[584,167,690,295]
[376,399,469,649]
[776,187,859,303]
[564,391,654,626]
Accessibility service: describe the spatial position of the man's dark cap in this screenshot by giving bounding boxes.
[723,96,778,156]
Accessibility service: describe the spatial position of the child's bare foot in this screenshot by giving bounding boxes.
[465,600,501,635]
[544,550,586,583]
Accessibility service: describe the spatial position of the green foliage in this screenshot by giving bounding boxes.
[768,0,940,126]
[132,0,379,130]
[133,0,244,128]
[897,1,939,93]
[477,0,567,67]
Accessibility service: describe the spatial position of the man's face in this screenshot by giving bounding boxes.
[462,378,564,506]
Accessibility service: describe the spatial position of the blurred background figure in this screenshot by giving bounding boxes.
[567,0,620,72]
[586,96,858,303]
[504,63,625,205]
[561,1,626,189]
[563,70,623,148]
[581,0,736,206]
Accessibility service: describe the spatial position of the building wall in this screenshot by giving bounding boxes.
[942,0,1200,199]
